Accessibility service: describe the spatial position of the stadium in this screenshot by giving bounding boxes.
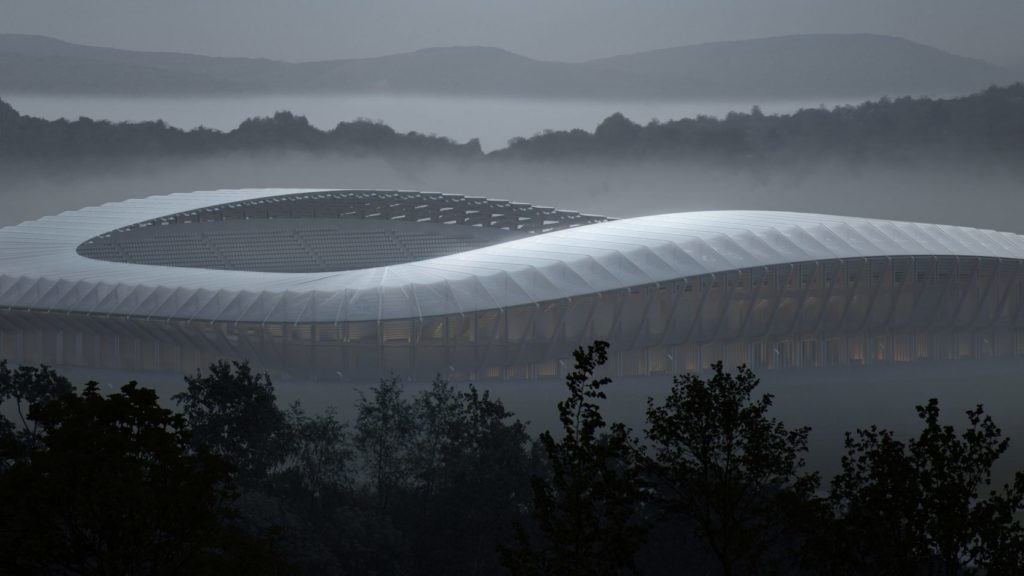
[2,188,1024,381]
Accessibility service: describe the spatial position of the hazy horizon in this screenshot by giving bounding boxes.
[3,93,866,153]
[3,1,1023,66]
[0,30,1014,69]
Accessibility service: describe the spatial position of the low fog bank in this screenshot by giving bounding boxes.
[3,93,861,153]
[48,360,1024,486]
[298,363,1024,483]
[2,153,1023,233]
[272,363,1024,484]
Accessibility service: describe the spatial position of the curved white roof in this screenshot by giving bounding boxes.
[2,188,1024,323]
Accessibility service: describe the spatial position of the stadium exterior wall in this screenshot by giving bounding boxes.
[2,255,1022,380]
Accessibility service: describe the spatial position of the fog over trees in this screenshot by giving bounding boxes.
[2,85,1024,165]
[4,349,1024,574]
[0,98,481,162]
[4,86,1024,250]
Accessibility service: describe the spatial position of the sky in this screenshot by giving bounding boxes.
[1,0,1023,65]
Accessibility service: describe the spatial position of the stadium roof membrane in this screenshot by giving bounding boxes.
[2,188,1023,324]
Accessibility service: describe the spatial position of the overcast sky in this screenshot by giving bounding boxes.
[2,0,1023,65]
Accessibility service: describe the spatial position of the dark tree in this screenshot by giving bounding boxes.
[1,361,74,474]
[502,341,648,576]
[0,403,16,473]
[282,402,352,505]
[257,402,364,575]
[826,398,1024,575]
[355,375,416,509]
[174,360,290,486]
[404,376,534,576]
[409,374,465,497]
[644,361,817,576]
[0,381,289,575]
[0,359,73,441]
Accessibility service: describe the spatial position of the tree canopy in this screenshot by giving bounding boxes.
[2,84,1024,165]
[645,361,818,576]
[820,398,1024,575]
[0,380,288,575]
[502,341,648,576]
[3,352,1024,575]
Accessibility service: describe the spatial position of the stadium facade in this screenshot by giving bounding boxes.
[2,188,1024,381]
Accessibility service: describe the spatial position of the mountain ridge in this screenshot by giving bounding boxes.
[586,33,1009,98]
[0,33,1017,99]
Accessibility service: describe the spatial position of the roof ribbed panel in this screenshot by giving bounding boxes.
[2,189,1023,322]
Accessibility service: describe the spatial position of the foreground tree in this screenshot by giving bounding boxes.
[281,402,352,505]
[0,409,14,460]
[175,360,290,485]
[355,375,416,509]
[1,361,74,472]
[502,341,648,576]
[644,361,818,576]
[825,398,1024,575]
[0,380,289,575]
[409,375,465,497]
[0,360,73,441]
[405,376,534,575]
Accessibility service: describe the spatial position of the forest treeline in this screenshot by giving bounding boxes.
[3,343,1024,575]
[0,99,482,162]
[2,84,1024,165]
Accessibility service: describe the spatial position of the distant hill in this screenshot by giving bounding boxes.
[0,34,672,98]
[284,46,684,98]
[0,34,295,94]
[587,34,1015,99]
[0,33,1018,99]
